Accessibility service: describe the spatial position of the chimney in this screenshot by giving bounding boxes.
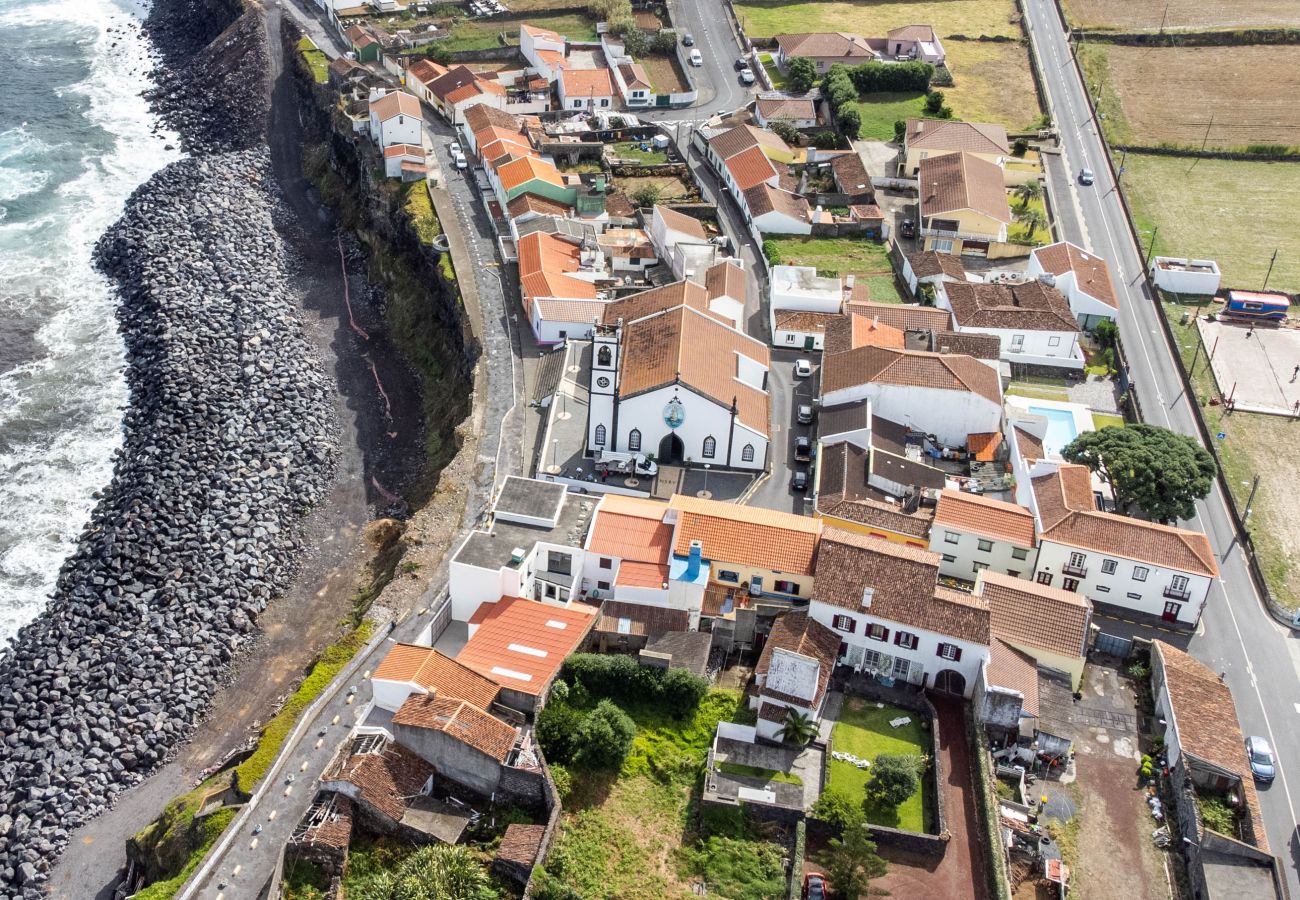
[686,540,703,579]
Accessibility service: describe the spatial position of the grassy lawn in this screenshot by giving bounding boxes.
[542,690,789,899]
[1161,297,1300,609]
[764,235,902,301]
[845,92,928,141]
[1006,382,1071,401]
[1008,194,1051,244]
[609,141,669,164]
[296,37,328,84]
[758,52,785,88]
[1119,152,1300,292]
[717,761,804,786]
[735,0,1042,129]
[828,696,930,833]
[434,12,598,52]
[1092,412,1125,429]
[403,182,440,244]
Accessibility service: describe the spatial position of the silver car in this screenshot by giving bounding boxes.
[1246,735,1276,782]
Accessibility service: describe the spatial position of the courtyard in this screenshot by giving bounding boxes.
[1197,317,1300,416]
[824,693,932,833]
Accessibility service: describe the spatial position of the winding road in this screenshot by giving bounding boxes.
[1023,0,1300,889]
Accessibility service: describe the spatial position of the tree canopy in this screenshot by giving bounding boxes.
[785,57,817,93]
[866,753,922,807]
[821,822,887,900]
[1061,423,1217,522]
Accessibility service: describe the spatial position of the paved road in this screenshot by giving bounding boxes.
[1023,0,1300,887]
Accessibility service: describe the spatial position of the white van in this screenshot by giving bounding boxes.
[689,48,703,67]
[594,450,658,477]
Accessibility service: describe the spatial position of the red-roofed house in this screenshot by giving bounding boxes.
[382,143,427,181]
[519,23,568,82]
[1027,241,1120,329]
[516,230,608,343]
[928,489,1038,581]
[425,65,508,124]
[405,58,449,104]
[752,612,841,740]
[582,494,674,609]
[368,91,423,148]
[559,67,616,111]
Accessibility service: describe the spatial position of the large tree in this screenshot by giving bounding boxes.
[821,822,887,900]
[786,56,817,93]
[866,753,922,807]
[1061,423,1217,522]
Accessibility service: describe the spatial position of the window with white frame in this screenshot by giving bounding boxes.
[594,424,607,446]
[866,623,889,641]
[937,643,962,662]
[702,436,716,459]
[1048,336,1061,347]
[1101,558,1117,574]
[931,238,953,253]
[892,657,912,680]
[1012,547,1028,560]
[1011,334,1025,352]
[976,539,993,552]
[944,531,960,544]
[894,631,919,650]
[942,554,956,563]
[972,561,989,572]
[832,614,856,633]
[742,444,755,462]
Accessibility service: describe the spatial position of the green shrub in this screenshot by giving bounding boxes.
[550,764,573,800]
[811,788,865,831]
[560,653,707,716]
[867,754,924,807]
[537,701,585,765]
[1199,795,1236,834]
[575,700,637,769]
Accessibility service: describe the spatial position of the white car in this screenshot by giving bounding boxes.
[795,358,812,378]
[689,49,703,67]
[450,141,462,158]
[739,67,755,85]
[453,152,467,170]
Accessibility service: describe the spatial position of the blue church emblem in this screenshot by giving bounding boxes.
[663,398,686,429]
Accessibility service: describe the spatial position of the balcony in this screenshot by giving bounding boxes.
[920,219,1003,244]
[1163,586,1191,601]
[1062,562,1088,577]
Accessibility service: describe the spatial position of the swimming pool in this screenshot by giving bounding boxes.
[1028,406,1079,457]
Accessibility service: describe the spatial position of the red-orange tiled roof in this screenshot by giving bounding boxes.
[654,205,708,240]
[614,560,670,589]
[456,597,595,696]
[588,504,673,564]
[383,143,425,158]
[561,67,615,97]
[934,489,1035,547]
[407,58,449,85]
[725,145,779,191]
[370,91,421,121]
[981,570,1091,661]
[391,694,518,761]
[517,231,598,301]
[323,742,433,823]
[497,155,564,192]
[670,494,821,575]
[372,643,501,711]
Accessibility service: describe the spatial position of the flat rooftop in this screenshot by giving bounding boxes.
[453,491,597,572]
[495,475,567,523]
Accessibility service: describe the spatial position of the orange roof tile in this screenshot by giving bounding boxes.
[588,506,673,564]
[934,489,1036,547]
[323,742,434,823]
[456,597,595,695]
[507,192,570,218]
[383,143,425,158]
[560,67,615,97]
[517,232,598,301]
[725,145,779,191]
[614,561,670,589]
[372,643,500,711]
[497,155,564,192]
[755,611,841,708]
[1033,242,1118,309]
[406,58,449,85]
[670,494,820,575]
[654,205,708,240]
[988,638,1040,715]
[980,571,1091,661]
[370,91,421,121]
[391,694,518,761]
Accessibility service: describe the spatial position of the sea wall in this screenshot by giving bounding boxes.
[0,0,343,894]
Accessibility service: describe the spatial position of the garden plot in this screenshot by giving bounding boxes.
[1063,0,1300,30]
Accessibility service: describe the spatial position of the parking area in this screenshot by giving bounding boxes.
[1198,317,1300,415]
[748,347,819,513]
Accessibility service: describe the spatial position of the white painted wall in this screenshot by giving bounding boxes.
[1033,541,1211,625]
[373,678,421,712]
[928,528,1037,581]
[821,382,1001,449]
[808,599,988,698]
[770,266,841,313]
[752,208,812,235]
[1150,257,1221,296]
[609,387,769,470]
[371,111,422,148]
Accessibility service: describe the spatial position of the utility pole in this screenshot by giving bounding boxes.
[1143,225,1159,271]
[1243,474,1261,525]
[1158,0,1170,34]
[1262,249,1278,291]
[1187,113,1214,174]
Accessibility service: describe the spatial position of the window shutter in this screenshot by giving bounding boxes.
[847,618,856,633]
[953,647,963,662]
[936,644,945,658]
[893,631,903,646]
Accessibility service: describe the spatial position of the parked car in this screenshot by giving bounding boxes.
[735,56,749,71]
[739,67,756,85]
[682,32,694,46]
[453,152,467,170]
[899,218,917,239]
[1078,167,1095,186]
[791,470,809,491]
[794,358,812,378]
[689,48,703,66]
[803,872,827,900]
[449,141,462,158]
[797,403,815,425]
[794,435,813,463]
[1246,735,1276,782]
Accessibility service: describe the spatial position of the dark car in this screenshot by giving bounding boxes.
[735,56,750,71]
[1078,167,1095,186]
[794,435,813,462]
[803,872,827,900]
[682,32,694,46]
[899,218,917,239]
[791,470,809,492]
[797,403,815,425]
[1246,735,1276,782]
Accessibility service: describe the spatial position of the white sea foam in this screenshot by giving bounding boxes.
[0,0,181,640]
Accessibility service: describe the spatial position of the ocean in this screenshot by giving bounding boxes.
[0,0,179,641]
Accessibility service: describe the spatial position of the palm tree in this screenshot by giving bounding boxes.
[1017,207,1048,239]
[1013,179,1043,210]
[776,708,818,746]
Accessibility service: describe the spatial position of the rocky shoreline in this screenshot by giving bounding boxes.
[0,0,340,894]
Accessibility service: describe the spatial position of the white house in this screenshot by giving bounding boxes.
[558,67,616,111]
[589,304,770,470]
[581,493,679,610]
[648,205,720,281]
[809,527,991,698]
[929,489,1037,581]
[754,96,818,130]
[519,23,568,82]
[1025,461,1218,626]
[597,227,657,273]
[884,25,946,64]
[447,477,597,621]
[820,346,1003,449]
[937,280,1083,371]
[769,264,843,350]
[751,612,841,741]
[702,261,747,330]
[1027,242,1120,330]
[743,182,812,236]
[370,643,500,715]
[368,91,423,148]
[703,125,809,238]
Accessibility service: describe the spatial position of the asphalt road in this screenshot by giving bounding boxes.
[1023,0,1300,887]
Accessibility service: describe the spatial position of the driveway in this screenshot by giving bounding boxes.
[872,695,990,900]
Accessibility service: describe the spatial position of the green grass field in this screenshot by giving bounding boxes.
[1008,194,1051,244]
[764,236,902,301]
[296,37,328,84]
[435,12,598,52]
[609,141,670,164]
[1092,413,1125,429]
[828,696,930,833]
[1119,152,1300,292]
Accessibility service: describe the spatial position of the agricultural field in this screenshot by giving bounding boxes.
[1118,152,1300,292]
[763,235,902,302]
[735,0,1042,130]
[1079,44,1300,150]
[433,12,598,53]
[1063,0,1300,30]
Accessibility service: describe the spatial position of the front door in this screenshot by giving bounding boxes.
[804,335,815,351]
[1162,601,1180,622]
[658,432,685,464]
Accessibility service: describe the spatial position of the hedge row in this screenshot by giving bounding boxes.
[559,653,708,717]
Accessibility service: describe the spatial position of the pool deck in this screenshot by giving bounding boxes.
[1004,396,1096,458]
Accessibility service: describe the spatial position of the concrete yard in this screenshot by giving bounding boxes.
[1197,318,1300,416]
